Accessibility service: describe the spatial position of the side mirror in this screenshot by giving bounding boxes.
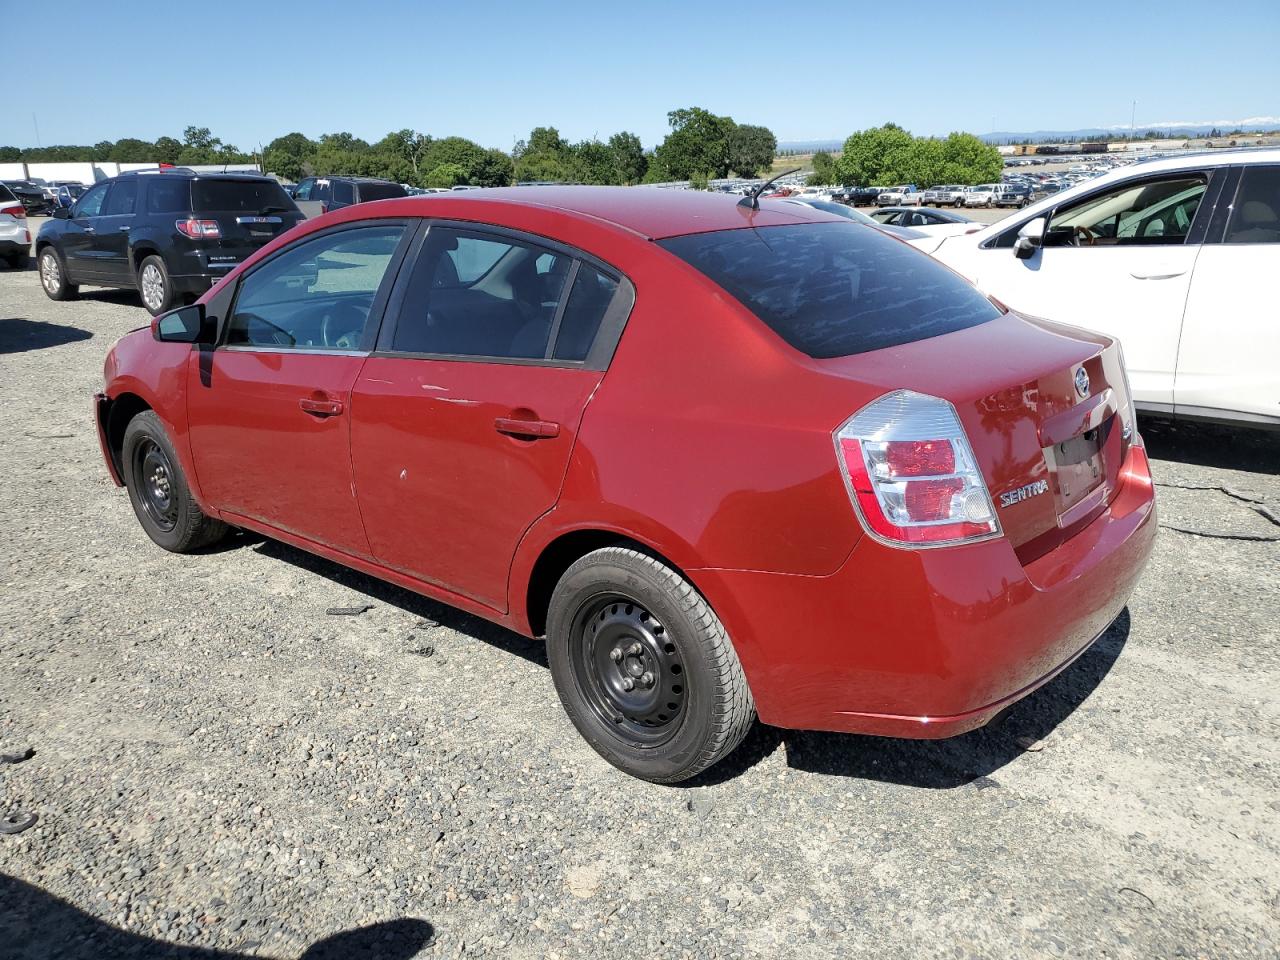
[53,206,72,219]
[152,303,214,345]
[1014,217,1046,260]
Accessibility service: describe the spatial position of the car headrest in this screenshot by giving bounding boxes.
[1239,200,1278,227]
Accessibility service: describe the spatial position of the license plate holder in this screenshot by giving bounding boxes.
[1050,429,1104,513]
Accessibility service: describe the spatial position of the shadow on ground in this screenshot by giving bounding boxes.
[0,873,433,959]
[0,317,92,354]
[237,534,1128,788]
[1141,415,1279,474]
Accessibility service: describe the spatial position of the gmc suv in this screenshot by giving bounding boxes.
[36,170,303,315]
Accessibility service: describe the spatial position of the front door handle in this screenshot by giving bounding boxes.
[494,416,560,439]
[83,226,95,234]
[118,225,131,232]
[299,397,344,417]
[1129,266,1187,280]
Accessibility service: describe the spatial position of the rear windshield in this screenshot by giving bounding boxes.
[192,179,296,213]
[357,181,408,202]
[658,222,1000,359]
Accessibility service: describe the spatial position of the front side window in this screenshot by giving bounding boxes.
[1047,175,1207,246]
[1224,166,1280,243]
[226,225,405,350]
[390,228,574,359]
[75,182,109,218]
[660,222,1001,359]
[293,179,314,200]
[332,180,355,205]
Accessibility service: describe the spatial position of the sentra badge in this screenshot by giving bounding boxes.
[1000,479,1049,508]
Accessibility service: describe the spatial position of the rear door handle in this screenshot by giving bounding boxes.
[1129,267,1186,280]
[494,416,560,439]
[299,397,344,417]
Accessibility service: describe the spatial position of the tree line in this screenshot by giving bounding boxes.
[0,107,779,188]
[808,123,1004,187]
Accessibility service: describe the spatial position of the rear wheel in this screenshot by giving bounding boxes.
[137,254,177,316]
[547,547,755,783]
[122,411,227,552]
[38,247,78,301]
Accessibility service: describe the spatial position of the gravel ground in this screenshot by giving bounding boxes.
[1,263,1277,960]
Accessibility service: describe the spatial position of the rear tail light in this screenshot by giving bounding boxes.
[176,218,221,239]
[0,204,25,220]
[835,390,1001,548]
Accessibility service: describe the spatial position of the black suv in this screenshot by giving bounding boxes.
[2,180,54,216]
[291,176,407,214]
[35,170,304,315]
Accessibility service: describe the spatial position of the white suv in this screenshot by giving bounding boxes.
[926,149,1280,429]
[0,183,29,269]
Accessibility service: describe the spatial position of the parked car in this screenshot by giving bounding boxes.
[95,187,1156,782]
[963,184,1000,208]
[839,185,884,206]
[0,182,30,269]
[292,176,408,216]
[923,185,967,207]
[777,197,929,242]
[877,184,921,206]
[869,207,982,249]
[2,180,54,216]
[36,170,304,315]
[53,183,88,209]
[995,184,1034,208]
[928,149,1280,429]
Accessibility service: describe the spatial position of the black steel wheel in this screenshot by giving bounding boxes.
[121,410,228,553]
[547,546,755,783]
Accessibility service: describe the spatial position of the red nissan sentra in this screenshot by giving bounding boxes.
[94,187,1156,782]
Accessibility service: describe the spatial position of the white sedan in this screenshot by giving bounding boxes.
[924,149,1280,429]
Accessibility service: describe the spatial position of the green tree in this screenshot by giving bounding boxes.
[318,132,370,153]
[570,140,619,185]
[265,132,317,181]
[688,171,711,191]
[471,148,514,187]
[153,136,182,164]
[421,136,485,176]
[0,146,19,162]
[607,132,647,184]
[374,129,431,177]
[109,138,155,163]
[833,123,915,186]
[424,162,467,188]
[809,150,837,185]
[937,132,1002,184]
[654,107,735,180]
[726,123,776,177]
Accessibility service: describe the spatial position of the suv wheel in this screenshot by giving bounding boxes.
[547,547,755,783]
[138,255,176,316]
[38,247,78,301]
[122,411,228,552]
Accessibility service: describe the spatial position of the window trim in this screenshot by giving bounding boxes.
[1214,164,1280,245]
[371,218,635,371]
[216,219,417,354]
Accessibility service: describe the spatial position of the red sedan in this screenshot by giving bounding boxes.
[94,188,1156,782]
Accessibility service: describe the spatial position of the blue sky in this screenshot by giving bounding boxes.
[9,0,1278,150]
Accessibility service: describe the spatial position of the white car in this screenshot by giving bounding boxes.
[877,185,921,206]
[0,182,30,269]
[926,149,1280,428]
[963,184,1000,207]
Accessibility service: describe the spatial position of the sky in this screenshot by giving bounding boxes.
[6,0,1278,151]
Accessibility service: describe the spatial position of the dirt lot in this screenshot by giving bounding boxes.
[1,263,1277,959]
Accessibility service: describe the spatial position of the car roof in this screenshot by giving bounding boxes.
[395,185,841,240]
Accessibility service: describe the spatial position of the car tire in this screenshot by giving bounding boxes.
[546,546,755,783]
[37,247,78,301]
[121,410,228,553]
[5,251,29,270]
[137,254,177,316]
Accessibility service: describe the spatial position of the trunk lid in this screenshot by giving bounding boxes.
[191,178,304,255]
[817,311,1133,556]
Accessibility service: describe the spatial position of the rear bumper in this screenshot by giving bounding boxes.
[696,444,1157,739]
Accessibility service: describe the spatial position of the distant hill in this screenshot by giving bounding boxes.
[777,140,844,153]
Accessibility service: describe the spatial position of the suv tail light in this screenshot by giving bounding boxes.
[835,390,1001,548]
[0,204,25,220]
[176,218,221,239]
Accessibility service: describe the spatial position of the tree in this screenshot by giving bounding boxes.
[153,136,182,165]
[833,123,915,186]
[570,140,618,185]
[109,138,155,163]
[937,132,1002,185]
[653,107,735,180]
[0,146,18,162]
[607,132,647,184]
[317,132,369,153]
[809,150,837,185]
[832,123,1000,187]
[726,124,776,177]
[471,148,514,188]
[264,132,317,181]
[374,129,431,176]
[424,162,467,188]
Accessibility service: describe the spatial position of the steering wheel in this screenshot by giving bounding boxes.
[1073,225,1099,246]
[318,301,368,350]
[235,312,295,347]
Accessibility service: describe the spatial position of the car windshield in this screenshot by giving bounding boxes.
[358,182,409,202]
[192,179,296,213]
[659,222,1000,359]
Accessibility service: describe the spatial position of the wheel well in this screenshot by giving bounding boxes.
[105,393,151,478]
[131,246,158,273]
[523,530,693,638]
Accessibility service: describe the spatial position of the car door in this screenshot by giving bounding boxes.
[1176,165,1280,423]
[350,222,632,610]
[93,178,139,284]
[966,169,1220,407]
[185,221,414,556]
[61,181,110,280]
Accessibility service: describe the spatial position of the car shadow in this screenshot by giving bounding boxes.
[0,316,92,354]
[250,536,549,668]
[0,872,433,959]
[1140,415,1279,474]
[687,609,1131,789]
[77,288,145,307]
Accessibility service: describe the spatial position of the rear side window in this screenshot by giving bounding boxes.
[192,179,295,213]
[554,265,619,361]
[333,180,355,205]
[146,178,191,213]
[357,181,407,202]
[1225,166,1280,243]
[102,179,138,215]
[659,222,1000,359]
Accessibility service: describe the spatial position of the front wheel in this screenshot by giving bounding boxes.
[122,411,227,552]
[547,547,755,783]
[38,247,78,301]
